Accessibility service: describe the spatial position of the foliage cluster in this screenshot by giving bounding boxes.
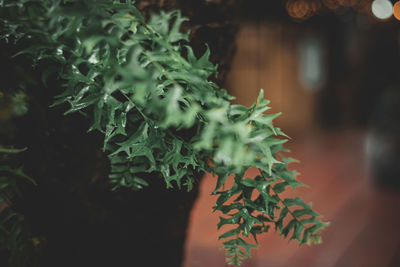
[0,0,328,265]
[0,147,38,267]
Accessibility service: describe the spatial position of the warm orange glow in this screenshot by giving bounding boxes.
[286,0,383,21]
[311,0,323,13]
[394,1,400,20]
[286,0,315,20]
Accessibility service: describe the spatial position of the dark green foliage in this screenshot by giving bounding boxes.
[0,0,328,265]
[0,147,39,267]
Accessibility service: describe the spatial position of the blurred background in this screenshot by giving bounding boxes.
[183,0,400,266]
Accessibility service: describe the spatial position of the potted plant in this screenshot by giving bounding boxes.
[0,1,328,266]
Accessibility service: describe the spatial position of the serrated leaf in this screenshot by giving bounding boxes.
[219,227,241,240]
[236,238,257,258]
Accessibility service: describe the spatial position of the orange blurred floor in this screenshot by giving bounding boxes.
[183,129,400,267]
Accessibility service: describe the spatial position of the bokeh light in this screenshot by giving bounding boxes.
[393,1,400,21]
[371,0,393,20]
[310,0,323,13]
[286,0,313,20]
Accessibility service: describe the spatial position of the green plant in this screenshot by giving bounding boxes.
[0,71,39,266]
[0,0,328,265]
[0,146,39,267]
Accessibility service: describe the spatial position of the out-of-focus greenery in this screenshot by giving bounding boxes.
[0,0,328,265]
[0,59,39,266]
[0,146,39,267]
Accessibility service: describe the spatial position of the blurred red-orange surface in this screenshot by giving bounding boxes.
[183,129,400,267]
